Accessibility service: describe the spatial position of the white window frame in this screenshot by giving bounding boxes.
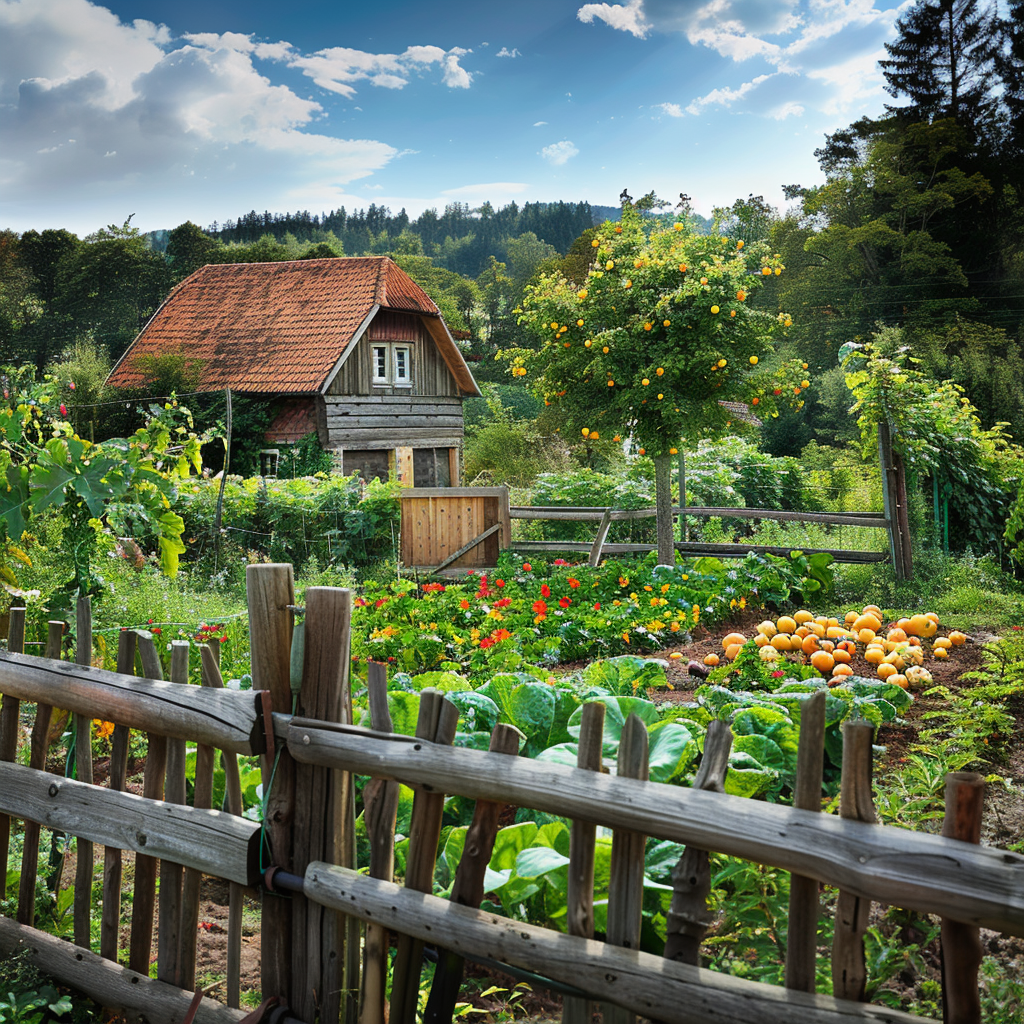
[392,345,411,387]
[371,342,413,387]
[372,345,389,384]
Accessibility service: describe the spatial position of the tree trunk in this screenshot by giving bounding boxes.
[653,454,675,565]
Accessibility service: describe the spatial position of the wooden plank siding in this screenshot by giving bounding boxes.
[400,488,510,568]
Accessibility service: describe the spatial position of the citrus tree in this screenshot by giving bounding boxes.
[0,374,206,605]
[515,201,805,561]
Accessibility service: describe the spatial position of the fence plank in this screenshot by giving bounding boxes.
[130,633,169,976]
[101,629,136,963]
[200,644,244,1009]
[159,641,190,986]
[424,722,520,1024]
[0,916,251,1024]
[73,596,94,951]
[283,721,1024,935]
[939,772,985,1024]
[604,714,650,1024]
[303,865,934,1024]
[0,650,265,754]
[588,509,613,566]
[664,719,732,964]
[17,620,62,927]
[359,662,399,1024]
[511,541,889,563]
[785,690,827,993]
[0,606,26,899]
[390,692,459,1024]
[248,563,296,1005]
[832,723,878,1001]
[0,762,258,884]
[562,702,605,1024]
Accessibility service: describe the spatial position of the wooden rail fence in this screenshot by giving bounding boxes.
[1,565,1014,1024]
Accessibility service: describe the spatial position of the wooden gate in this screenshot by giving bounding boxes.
[399,487,510,571]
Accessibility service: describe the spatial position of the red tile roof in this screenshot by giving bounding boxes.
[265,397,318,444]
[106,256,471,394]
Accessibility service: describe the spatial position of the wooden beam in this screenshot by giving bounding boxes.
[0,762,259,886]
[302,866,934,1024]
[283,721,1024,935]
[0,651,265,755]
[430,522,502,573]
[0,917,251,1024]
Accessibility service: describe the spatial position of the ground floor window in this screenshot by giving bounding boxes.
[343,449,390,482]
[413,447,453,487]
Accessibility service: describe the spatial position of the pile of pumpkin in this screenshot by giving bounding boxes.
[704,605,967,689]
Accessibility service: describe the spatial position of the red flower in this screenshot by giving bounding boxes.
[593,602,601,610]
[559,597,571,609]
[522,563,532,572]
[554,558,569,566]
[532,599,548,615]
[422,582,446,592]
[460,599,470,610]
[495,579,505,588]
[541,583,551,598]
[771,670,784,678]
[568,577,580,588]
[59,404,67,417]
[492,628,512,643]
[480,637,496,649]
[495,597,511,608]
[152,627,162,635]
[466,570,476,576]
[374,598,387,609]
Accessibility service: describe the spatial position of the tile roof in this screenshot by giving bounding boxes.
[107,256,450,394]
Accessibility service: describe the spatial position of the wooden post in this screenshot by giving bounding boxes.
[892,448,913,580]
[424,722,521,1024]
[180,643,218,992]
[653,453,674,565]
[832,722,877,1001]
[215,387,232,561]
[73,596,95,950]
[360,662,400,1024]
[785,690,827,992]
[878,421,906,581]
[0,607,26,899]
[939,772,985,1024]
[18,620,62,927]
[101,629,136,963]
[390,691,459,1024]
[248,563,295,1004]
[678,449,688,543]
[603,714,649,1024]
[200,644,244,1009]
[562,701,605,1024]
[158,640,190,986]
[128,632,168,976]
[664,719,732,965]
[291,587,352,1024]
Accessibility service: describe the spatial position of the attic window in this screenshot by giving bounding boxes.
[372,343,412,386]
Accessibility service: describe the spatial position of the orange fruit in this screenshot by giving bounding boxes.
[864,647,885,665]
[703,653,720,667]
[832,663,853,677]
[890,674,908,689]
[771,633,792,651]
[722,632,746,650]
[794,625,810,639]
[925,612,940,625]
[759,646,780,663]
[801,634,820,656]
[877,663,897,680]
[934,647,949,660]
[949,630,967,645]
[725,643,742,661]
[776,615,797,634]
[844,610,858,626]
[757,620,778,638]
[863,604,882,617]
[853,613,882,634]
[810,650,835,674]
[933,637,952,650]
[837,639,857,655]
[858,628,876,645]
[794,610,813,625]
[833,649,852,665]
[820,639,835,653]
[887,627,907,643]
[754,633,770,648]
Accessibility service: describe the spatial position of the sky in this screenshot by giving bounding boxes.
[0,0,910,237]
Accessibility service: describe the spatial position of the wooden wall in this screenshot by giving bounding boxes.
[320,394,464,450]
[327,312,460,399]
[400,488,510,569]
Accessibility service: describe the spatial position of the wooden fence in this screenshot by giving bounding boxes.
[2,565,1018,1024]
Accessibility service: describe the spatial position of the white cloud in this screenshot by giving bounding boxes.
[686,74,774,115]
[442,181,530,197]
[654,102,684,117]
[533,121,548,126]
[541,140,579,166]
[288,43,473,97]
[577,0,650,38]
[495,47,521,58]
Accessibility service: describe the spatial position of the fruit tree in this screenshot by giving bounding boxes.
[515,200,805,562]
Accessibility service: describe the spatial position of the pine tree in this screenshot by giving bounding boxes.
[880,0,1002,137]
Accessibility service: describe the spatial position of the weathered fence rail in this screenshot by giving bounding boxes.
[0,565,1006,1023]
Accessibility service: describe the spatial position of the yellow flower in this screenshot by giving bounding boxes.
[661,583,671,593]
[578,289,588,299]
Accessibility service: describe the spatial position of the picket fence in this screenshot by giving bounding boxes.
[0,563,1020,1024]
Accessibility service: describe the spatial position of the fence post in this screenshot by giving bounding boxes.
[940,772,985,1024]
[0,607,26,898]
[603,714,649,1024]
[878,420,909,581]
[785,690,826,991]
[248,563,296,1004]
[73,596,94,950]
[291,587,353,1024]
[831,721,877,1000]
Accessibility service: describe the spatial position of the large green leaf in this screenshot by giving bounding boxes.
[386,691,421,736]
[567,696,661,757]
[724,750,777,798]
[731,707,800,780]
[447,690,500,733]
[411,670,471,693]
[508,683,555,757]
[582,655,669,696]
[646,720,697,783]
[0,463,30,542]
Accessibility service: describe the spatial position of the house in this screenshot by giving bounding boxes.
[106,257,481,485]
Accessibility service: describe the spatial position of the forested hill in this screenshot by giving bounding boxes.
[201,200,596,279]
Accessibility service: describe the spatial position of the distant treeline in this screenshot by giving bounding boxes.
[203,200,596,278]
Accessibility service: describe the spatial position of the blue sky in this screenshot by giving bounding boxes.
[0,0,908,236]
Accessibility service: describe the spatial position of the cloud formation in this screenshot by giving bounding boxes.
[541,140,579,166]
[0,0,476,227]
[578,0,899,120]
[495,46,521,58]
